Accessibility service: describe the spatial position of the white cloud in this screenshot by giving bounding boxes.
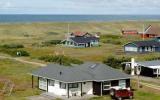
[0,0,160,14]
[0,1,13,9]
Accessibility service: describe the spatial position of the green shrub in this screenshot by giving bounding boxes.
[1,44,24,49]
[0,49,29,57]
[38,55,83,66]
[103,56,130,69]
[100,34,122,45]
[42,40,61,46]
[46,32,59,35]
[102,39,122,45]
[100,34,122,39]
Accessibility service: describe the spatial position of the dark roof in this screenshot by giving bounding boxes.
[126,40,160,47]
[31,62,130,83]
[137,60,160,67]
[70,36,98,44]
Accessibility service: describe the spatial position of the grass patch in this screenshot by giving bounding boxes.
[41,40,61,46]
[89,96,111,100]
[0,59,41,100]
[0,44,24,49]
[38,55,83,66]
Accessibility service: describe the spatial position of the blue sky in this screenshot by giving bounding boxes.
[0,0,160,14]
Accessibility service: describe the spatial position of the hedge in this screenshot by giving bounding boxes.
[38,55,83,66]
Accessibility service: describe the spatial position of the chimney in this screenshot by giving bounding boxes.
[59,71,62,75]
[131,58,135,76]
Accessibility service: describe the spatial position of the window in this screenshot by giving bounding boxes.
[103,81,111,90]
[153,69,158,74]
[119,80,126,89]
[60,82,66,89]
[69,83,78,88]
[39,77,47,90]
[49,80,55,86]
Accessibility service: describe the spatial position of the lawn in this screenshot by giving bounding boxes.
[0,59,42,100]
[0,21,160,99]
[1,21,160,62]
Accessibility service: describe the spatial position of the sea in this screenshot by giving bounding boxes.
[0,15,160,23]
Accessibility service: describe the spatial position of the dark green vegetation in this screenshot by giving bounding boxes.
[0,44,29,57]
[103,56,130,69]
[100,34,123,45]
[0,44,24,49]
[41,40,61,46]
[38,55,83,66]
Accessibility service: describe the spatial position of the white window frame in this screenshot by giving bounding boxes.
[103,81,111,90]
[60,82,66,89]
[48,80,55,86]
[69,83,78,88]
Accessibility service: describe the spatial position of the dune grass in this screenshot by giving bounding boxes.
[0,21,160,99]
[0,59,41,100]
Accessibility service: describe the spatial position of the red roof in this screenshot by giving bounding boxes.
[144,25,160,35]
[71,31,89,36]
[122,29,138,34]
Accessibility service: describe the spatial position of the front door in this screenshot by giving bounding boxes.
[93,81,101,95]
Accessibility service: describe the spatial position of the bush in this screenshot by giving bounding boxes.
[100,34,122,39]
[102,39,122,45]
[1,44,24,49]
[46,32,59,35]
[0,49,29,57]
[42,40,61,46]
[100,34,122,45]
[39,55,83,66]
[103,56,130,69]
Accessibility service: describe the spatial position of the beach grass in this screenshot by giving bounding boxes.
[0,21,160,99]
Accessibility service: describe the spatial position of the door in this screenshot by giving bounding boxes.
[93,81,101,95]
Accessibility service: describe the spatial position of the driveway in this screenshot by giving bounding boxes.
[27,92,96,100]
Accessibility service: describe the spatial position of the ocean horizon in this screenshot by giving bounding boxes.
[0,14,160,23]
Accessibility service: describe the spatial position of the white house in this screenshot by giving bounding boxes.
[123,58,160,77]
[30,62,131,98]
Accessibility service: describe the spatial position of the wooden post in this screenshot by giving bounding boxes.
[47,79,49,92]
[37,77,39,88]
[81,82,83,97]
[101,82,103,96]
[67,83,69,98]
[32,75,34,88]
[137,74,140,89]
[157,69,159,78]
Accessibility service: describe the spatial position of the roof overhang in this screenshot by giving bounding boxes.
[30,73,131,83]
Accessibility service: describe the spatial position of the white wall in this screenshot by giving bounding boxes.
[125,46,138,52]
[48,80,67,96]
[39,78,93,97]
[48,81,93,96]
[82,82,93,95]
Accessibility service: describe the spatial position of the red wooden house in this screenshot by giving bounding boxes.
[140,25,160,38]
[121,29,138,35]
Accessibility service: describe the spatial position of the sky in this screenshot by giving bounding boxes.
[0,0,160,15]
